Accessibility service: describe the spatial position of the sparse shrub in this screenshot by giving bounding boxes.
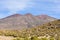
[50,37,55,40]
[31,36,39,40]
[24,37,30,40]
[40,37,48,40]
[13,37,24,40]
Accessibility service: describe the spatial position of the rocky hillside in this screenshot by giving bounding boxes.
[0,19,60,38]
[20,19,60,37]
[0,13,56,30]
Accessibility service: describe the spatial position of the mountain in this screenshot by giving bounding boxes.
[36,14,56,21]
[0,13,57,30]
[20,19,60,37]
[0,19,60,37]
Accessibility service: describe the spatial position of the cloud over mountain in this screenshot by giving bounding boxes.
[0,0,33,14]
[0,0,60,19]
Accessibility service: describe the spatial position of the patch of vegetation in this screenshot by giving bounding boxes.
[0,20,60,40]
[49,37,55,40]
[40,38,48,40]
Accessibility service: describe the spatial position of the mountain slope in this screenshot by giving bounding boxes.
[0,19,60,38]
[20,19,60,37]
[0,13,57,30]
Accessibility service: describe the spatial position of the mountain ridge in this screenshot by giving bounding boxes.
[0,13,57,30]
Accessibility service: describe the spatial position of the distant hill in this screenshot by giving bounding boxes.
[0,19,60,38]
[0,13,57,30]
[20,19,60,37]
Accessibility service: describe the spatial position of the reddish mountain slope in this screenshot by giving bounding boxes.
[0,13,57,30]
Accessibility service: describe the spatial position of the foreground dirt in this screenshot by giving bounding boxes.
[0,36,14,40]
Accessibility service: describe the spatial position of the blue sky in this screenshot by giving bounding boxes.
[0,0,60,19]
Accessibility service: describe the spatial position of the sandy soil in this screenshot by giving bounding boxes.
[0,36,14,40]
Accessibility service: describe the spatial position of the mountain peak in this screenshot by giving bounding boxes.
[9,14,22,17]
[40,14,48,16]
[25,13,33,16]
[12,14,22,16]
[37,14,50,19]
[4,14,22,18]
[40,14,48,17]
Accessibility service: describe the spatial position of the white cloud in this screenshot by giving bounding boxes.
[0,0,60,19]
[0,0,33,15]
[47,0,60,3]
[35,0,60,14]
[38,0,60,3]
